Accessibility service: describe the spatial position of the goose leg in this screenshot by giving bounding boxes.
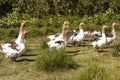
[98,47,104,52]
[11,57,17,62]
[11,54,18,62]
[75,42,78,48]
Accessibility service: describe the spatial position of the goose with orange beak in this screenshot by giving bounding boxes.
[91,25,108,52]
[68,22,85,47]
[0,20,30,61]
[47,21,69,50]
[106,23,119,47]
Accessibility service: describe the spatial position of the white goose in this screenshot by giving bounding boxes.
[91,25,108,52]
[47,21,70,41]
[69,22,85,42]
[0,20,30,61]
[91,23,118,42]
[47,21,69,50]
[91,30,102,38]
[68,22,85,47]
[106,23,118,46]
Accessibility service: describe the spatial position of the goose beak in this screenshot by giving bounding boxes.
[80,22,85,26]
[23,20,29,23]
[103,25,109,28]
[26,30,31,33]
[113,22,119,27]
[116,23,119,26]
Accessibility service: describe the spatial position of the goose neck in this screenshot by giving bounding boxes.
[79,25,82,30]
[102,27,105,34]
[16,22,26,43]
[102,27,106,39]
[61,27,67,42]
[19,22,25,34]
[20,33,25,44]
[62,26,66,33]
[63,32,67,43]
[111,25,116,35]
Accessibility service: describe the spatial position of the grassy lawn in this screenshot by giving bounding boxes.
[0,32,120,80]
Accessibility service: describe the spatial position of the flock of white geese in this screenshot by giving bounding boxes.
[47,21,118,52]
[0,20,118,61]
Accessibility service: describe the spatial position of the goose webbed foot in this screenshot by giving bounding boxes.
[11,57,17,62]
[97,48,104,53]
[73,41,78,48]
[105,44,111,48]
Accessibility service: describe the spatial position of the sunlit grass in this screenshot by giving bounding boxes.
[112,42,120,57]
[36,49,78,72]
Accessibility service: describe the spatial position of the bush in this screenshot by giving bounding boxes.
[0,28,19,42]
[29,18,42,28]
[36,49,78,72]
[6,28,18,38]
[28,27,47,37]
[0,8,22,28]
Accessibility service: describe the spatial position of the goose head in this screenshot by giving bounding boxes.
[23,30,31,35]
[22,20,28,25]
[112,22,119,27]
[79,22,85,29]
[20,20,28,28]
[62,21,70,34]
[80,22,85,26]
[102,25,109,34]
[103,25,109,29]
[62,21,70,29]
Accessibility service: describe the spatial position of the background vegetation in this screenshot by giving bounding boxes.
[0,0,120,17]
[0,0,120,38]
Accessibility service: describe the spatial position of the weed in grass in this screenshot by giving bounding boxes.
[112,43,120,57]
[74,62,111,80]
[6,28,18,38]
[0,28,6,40]
[0,58,3,63]
[36,49,78,72]
[38,38,48,50]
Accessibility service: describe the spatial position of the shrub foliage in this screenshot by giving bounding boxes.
[0,0,120,17]
[36,49,78,72]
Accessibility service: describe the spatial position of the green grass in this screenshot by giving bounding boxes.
[75,63,106,80]
[0,35,119,80]
[112,43,120,57]
[36,49,78,72]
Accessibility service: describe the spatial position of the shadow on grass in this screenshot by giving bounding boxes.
[66,50,80,56]
[66,50,80,53]
[66,50,86,56]
[97,50,109,53]
[25,49,32,53]
[16,58,35,62]
[21,53,39,57]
